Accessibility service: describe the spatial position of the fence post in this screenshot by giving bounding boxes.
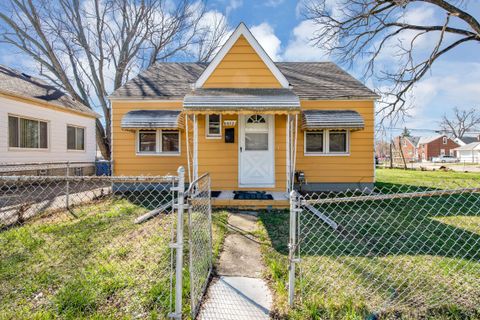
[172,166,185,319]
[66,161,70,210]
[288,190,298,307]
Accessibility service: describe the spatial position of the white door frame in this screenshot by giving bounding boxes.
[238,114,275,188]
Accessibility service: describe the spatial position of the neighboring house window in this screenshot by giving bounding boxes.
[440,149,446,156]
[305,129,349,155]
[449,149,455,156]
[206,114,221,138]
[67,125,85,151]
[443,137,448,144]
[137,129,180,155]
[8,115,48,149]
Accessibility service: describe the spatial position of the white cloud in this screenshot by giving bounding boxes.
[378,61,480,129]
[264,0,284,7]
[250,22,282,61]
[282,20,330,61]
[226,0,243,15]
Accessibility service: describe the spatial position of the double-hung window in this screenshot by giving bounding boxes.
[206,114,221,138]
[67,125,85,151]
[8,115,48,149]
[138,130,180,155]
[304,129,349,155]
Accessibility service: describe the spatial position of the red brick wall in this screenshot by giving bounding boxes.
[394,136,417,161]
[423,136,459,160]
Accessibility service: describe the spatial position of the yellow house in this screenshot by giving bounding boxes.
[110,23,377,204]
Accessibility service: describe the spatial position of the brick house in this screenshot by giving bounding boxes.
[395,135,460,162]
[394,136,419,162]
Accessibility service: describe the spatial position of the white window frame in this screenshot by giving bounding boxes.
[206,114,222,139]
[443,136,448,144]
[8,114,50,151]
[136,129,181,156]
[440,148,446,156]
[66,124,86,152]
[304,129,350,156]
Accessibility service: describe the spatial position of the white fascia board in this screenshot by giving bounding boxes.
[194,22,290,89]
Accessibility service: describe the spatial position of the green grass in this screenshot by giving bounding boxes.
[0,198,175,320]
[258,169,480,319]
[376,168,480,190]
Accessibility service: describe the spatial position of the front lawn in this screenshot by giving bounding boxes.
[1,193,230,320]
[259,169,480,319]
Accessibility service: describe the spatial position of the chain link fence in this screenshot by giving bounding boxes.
[288,181,480,318]
[1,174,179,319]
[0,161,100,177]
[186,173,213,319]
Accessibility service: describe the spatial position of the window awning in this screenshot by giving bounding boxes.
[183,88,300,113]
[121,110,183,130]
[302,110,364,131]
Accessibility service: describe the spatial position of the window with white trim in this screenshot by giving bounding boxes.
[137,129,180,154]
[8,115,48,149]
[304,129,349,155]
[206,114,221,138]
[67,125,85,151]
[443,136,448,144]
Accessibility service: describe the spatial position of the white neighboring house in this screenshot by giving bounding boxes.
[454,136,480,146]
[0,65,99,172]
[454,142,480,163]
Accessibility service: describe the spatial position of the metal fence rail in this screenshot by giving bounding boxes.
[0,173,179,319]
[186,173,213,319]
[288,182,480,318]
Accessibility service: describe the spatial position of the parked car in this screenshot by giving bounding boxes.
[432,155,459,163]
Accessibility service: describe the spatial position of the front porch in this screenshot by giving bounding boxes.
[211,190,289,209]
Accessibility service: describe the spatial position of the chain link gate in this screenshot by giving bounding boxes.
[288,181,480,318]
[186,173,213,319]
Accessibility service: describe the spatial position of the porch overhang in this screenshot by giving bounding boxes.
[183,88,301,114]
[302,110,364,131]
[120,110,184,130]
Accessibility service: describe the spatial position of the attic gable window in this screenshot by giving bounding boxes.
[206,114,221,138]
[443,137,448,144]
[8,115,48,149]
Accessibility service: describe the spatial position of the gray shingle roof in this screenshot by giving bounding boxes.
[184,88,300,110]
[121,110,183,129]
[457,136,479,145]
[302,110,365,130]
[110,62,378,101]
[406,136,420,147]
[0,65,97,117]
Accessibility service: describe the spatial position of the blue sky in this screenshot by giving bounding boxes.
[1,0,479,136]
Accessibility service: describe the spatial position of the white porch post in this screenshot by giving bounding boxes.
[193,114,198,181]
[286,114,291,193]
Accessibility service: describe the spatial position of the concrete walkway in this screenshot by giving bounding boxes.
[198,212,272,319]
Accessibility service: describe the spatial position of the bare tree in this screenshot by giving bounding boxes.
[0,0,222,158]
[194,12,230,62]
[440,107,480,138]
[303,0,480,123]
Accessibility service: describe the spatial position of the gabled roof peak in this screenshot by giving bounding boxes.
[194,22,290,89]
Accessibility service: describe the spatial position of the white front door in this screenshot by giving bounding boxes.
[239,114,275,187]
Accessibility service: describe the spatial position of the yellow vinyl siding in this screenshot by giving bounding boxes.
[202,36,282,88]
[297,100,375,184]
[111,101,188,178]
[197,114,287,191]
